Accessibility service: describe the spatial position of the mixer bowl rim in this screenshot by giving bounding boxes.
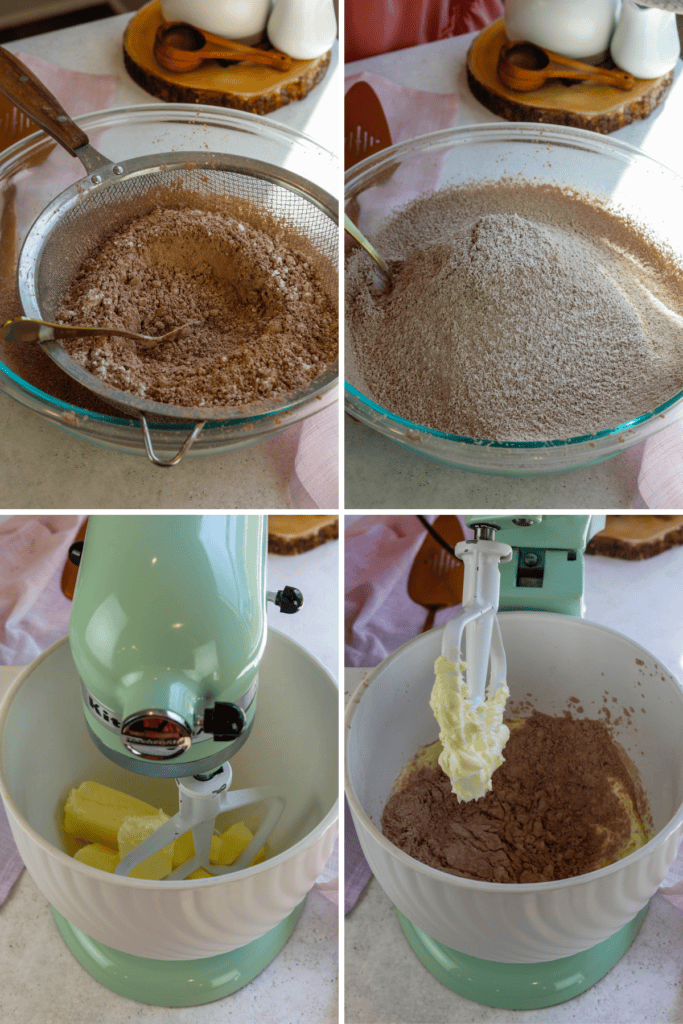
[0,632,339,889]
[344,611,683,895]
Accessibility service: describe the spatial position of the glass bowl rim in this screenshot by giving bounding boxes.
[344,120,683,451]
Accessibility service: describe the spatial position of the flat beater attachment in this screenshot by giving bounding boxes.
[114,761,285,880]
[441,535,513,707]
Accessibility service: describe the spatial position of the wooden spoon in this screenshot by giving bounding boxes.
[408,516,465,633]
[498,41,636,92]
[154,22,291,73]
[345,81,392,169]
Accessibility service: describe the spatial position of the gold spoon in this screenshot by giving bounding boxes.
[344,213,393,292]
[1,316,199,351]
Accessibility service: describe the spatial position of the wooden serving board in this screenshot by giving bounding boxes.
[466,20,673,133]
[123,0,331,115]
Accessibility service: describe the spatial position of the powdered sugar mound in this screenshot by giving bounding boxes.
[346,185,683,441]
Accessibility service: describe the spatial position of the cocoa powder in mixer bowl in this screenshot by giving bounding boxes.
[381,711,652,884]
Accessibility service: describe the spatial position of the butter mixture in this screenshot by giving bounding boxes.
[430,654,510,802]
[62,780,265,880]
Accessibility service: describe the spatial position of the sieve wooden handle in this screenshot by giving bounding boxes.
[0,47,90,157]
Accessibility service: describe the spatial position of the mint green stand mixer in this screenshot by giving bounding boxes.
[58,514,307,1003]
[345,513,683,1011]
[401,513,647,1010]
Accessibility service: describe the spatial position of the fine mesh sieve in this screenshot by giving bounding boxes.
[0,48,338,466]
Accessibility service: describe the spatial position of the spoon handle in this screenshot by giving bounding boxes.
[1,316,191,350]
[543,49,636,90]
[344,213,392,291]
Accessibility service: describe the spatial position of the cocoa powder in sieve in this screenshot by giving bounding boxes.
[346,183,683,441]
[54,206,337,409]
[381,711,650,883]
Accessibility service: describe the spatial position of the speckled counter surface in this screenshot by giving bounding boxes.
[344,545,683,1022]
[345,874,683,1024]
[345,418,646,509]
[0,13,339,510]
[345,33,683,510]
[0,537,339,1021]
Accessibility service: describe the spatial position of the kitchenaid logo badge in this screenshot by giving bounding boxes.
[80,681,121,733]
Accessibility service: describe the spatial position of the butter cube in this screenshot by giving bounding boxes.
[73,843,121,873]
[172,831,223,870]
[118,811,174,880]
[63,781,160,847]
[172,830,195,870]
[214,822,265,866]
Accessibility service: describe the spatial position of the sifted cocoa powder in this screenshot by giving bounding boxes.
[54,206,337,409]
[346,182,683,441]
[381,711,651,883]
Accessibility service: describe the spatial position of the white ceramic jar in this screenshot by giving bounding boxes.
[504,0,619,60]
[267,0,337,60]
[610,0,680,78]
[161,0,271,45]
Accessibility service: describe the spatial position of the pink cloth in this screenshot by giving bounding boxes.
[266,400,338,508]
[346,0,504,62]
[344,73,460,238]
[638,423,683,508]
[0,515,84,904]
[345,515,469,667]
[0,516,84,666]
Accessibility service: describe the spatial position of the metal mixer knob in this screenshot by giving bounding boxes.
[121,709,192,760]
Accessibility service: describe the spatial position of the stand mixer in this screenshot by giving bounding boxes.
[346,514,683,1009]
[0,514,338,1006]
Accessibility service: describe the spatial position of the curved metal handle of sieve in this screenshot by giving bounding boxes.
[140,416,205,467]
[0,48,111,174]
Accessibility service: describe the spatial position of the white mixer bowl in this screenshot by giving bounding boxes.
[0,631,338,960]
[345,613,683,963]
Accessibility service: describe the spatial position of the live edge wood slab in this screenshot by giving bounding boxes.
[123,0,331,115]
[467,20,674,134]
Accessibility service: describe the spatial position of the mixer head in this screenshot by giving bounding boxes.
[69,514,302,878]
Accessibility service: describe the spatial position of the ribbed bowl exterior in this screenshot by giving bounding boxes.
[0,634,338,960]
[6,805,336,959]
[349,801,682,963]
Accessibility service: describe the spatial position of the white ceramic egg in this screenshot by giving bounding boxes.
[504,0,619,60]
[161,0,271,45]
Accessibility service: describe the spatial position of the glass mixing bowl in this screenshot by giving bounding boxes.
[0,105,338,460]
[345,123,683,476]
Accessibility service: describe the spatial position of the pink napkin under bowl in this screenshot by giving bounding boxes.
[3,55,337,506]
[344,72,460,237]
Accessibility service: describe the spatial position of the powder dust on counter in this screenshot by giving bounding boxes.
[63,780,266,879]
[346,182,683,441]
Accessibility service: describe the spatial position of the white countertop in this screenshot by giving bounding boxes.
[345,33,683,510]
[344,543,683,1023]
[0,537,340,1023]
[0,12,339,510]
